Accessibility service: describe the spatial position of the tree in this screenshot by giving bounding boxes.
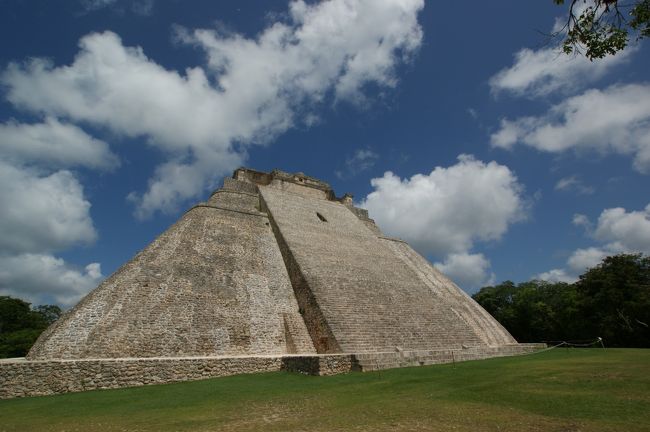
[553,0,650,59]
[575,253,650,347]
[473,253,650,347]
[33,304,62,325]
[0,296,61,358]
[472,280,579,342]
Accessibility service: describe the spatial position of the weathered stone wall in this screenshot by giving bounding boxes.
[0,354,351,399]
[0,345,544,399]
[354,344,546,371]
[29,168,519,360]
[381,238,516,346]
[259,185,487,353]
[263,202,343,354]
[28,186,315,359]
[0,357,279,398]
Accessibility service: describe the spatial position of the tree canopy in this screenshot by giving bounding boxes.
[473,253,650,347]
[0,296,61,358]
[554,0,650,59]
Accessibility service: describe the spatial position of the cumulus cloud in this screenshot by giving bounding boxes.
[489,45,634,98]
[0,114,111,307]
[3,0,424,218]
[535,204,650,283]
[361,155,526,256]
[0,255,102,307]
[593,204,650,252]
[567,247,612,272]
[360,155,526,291]
[434,253,495,290]
[0,160,102,306]
[490,83,650,173]
[0,118,118,170]
[535,247,609,283]
[0,162,97,254]
[534,268,575,284]
[0,0,425,304]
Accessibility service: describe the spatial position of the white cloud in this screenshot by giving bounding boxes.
[360,155,526,291]
[490,83,650,173]
[534,268,575,284]
[593,204,650,253]
[0,0,424,305]
[0,117,118,171]
[489,46,633,98]
[0,115,108,306]
[0,162,97,255]
[554,176,594,195]
[0,254,102,307]
[489,1,634,100]
[2,32,240,155]
[434,253,495,291]
[0,161,102,307]
[536,247,609,283]
[566,247,611,273]
[535,204,650,283]
[3,0,424,218]
[361,154,526,256]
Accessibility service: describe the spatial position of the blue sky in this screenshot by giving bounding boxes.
[1,0,649,307]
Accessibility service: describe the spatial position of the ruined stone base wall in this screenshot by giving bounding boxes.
[0,345,543,399]
[0,354,352,399]
[354,344,546,371]
[1,356,283,399]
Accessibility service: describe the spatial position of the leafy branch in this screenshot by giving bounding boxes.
[553,0,650,59]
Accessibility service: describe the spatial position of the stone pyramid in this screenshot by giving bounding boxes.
[28,168,517,360]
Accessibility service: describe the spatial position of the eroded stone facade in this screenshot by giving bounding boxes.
[0,168,535,398]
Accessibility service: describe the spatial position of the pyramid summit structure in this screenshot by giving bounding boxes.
[29,167,515,359]
[3,168,542,399]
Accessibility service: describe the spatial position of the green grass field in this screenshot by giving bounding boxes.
[1,348,648,431]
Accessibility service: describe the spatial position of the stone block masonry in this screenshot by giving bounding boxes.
[259,186,512,353]
[0,354,351,399]
[28,182,314,360]
[0,167,541,398]
[0,345,544,399]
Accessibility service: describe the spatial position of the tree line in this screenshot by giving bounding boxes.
[0,296,61,358]
[473,254,650,347]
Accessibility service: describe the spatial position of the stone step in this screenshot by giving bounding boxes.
[282,313,316,354]
[353,345,543,372]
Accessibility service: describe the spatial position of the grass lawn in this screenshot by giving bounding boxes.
[1,348,648,431]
